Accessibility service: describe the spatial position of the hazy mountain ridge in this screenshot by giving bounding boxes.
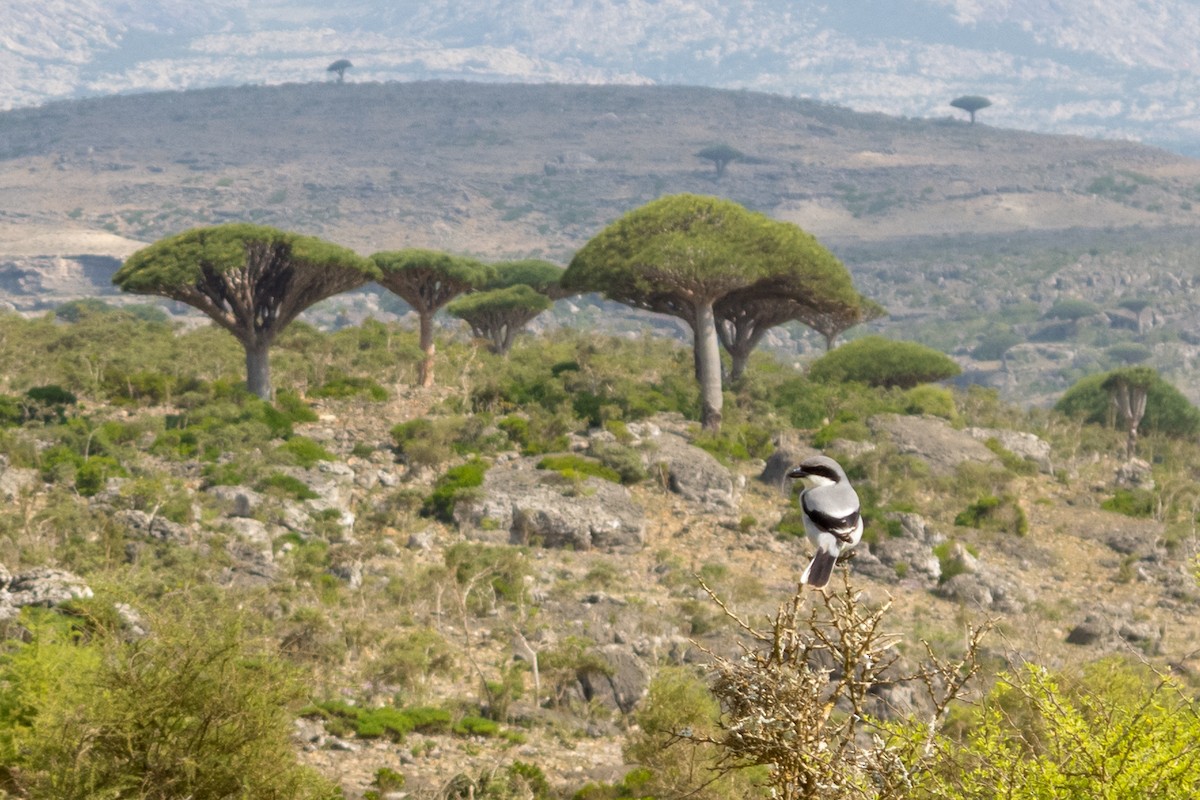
[7,1,1200,153]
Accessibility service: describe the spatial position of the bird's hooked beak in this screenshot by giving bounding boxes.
[787,466,809,480]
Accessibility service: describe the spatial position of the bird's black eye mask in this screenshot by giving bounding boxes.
[790,464,841,482]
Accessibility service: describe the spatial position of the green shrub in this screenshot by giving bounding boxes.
[940,658,1200,799]
[536,453,622,483]
[808,336,961,389]
[304,701,452,741]
[454,715,500,737]
[693,421,774,462]
[1101,488,1155,517]
[310,373,389,401]
[624,667,763,799]
[393,416,506,467]
[258,472,319,501]
[982,437,1040,476]
[22,385,78,424]
[424,459,489,522]
[955,494,1029,536]
[0,395,22,428]
[587,440,648,484]
[812,415,871,447]
[369,627,455,691]
[0,599,337,800]
[904,384,958,420]
[443,542,530,609]
[278,435,334,467]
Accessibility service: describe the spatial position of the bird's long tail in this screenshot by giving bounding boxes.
[800,549,837,588]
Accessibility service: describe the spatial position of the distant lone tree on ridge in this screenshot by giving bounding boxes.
[695,144,744,178]
[327,59,353,83]
[950,95,992,124]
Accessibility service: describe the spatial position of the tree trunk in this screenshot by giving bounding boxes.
[418,311,436,388]
[729,348,750,384]
[693,302,723,432]
[244,339,272,400]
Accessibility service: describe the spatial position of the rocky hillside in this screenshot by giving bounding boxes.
[0,310,1196,797]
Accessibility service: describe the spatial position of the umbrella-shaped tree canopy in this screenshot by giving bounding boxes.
[114,223,376,399]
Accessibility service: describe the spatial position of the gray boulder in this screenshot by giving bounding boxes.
[576,644,650,714]
[0,461,38,501]
[6,567,93,609]
[966,426,1053,473]
[456,458,644,552]
[114,508,193,544]
[870,414,1001,476]
[759,444,819,491]
[646,433,737,510]
[858,512,945,588]
[206,485,264,518]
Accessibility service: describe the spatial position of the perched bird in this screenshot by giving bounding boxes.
[788,455,863,588]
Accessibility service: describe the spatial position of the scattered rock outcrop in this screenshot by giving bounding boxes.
[456,458,645,552]
[869,414,1001,475]
[0,566,93,621]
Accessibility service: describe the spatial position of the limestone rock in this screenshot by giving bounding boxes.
[206,485,264,518]
[456,458,644,552]
[966,426,1053,472]
[870,414,1001,476]
[646,432,737,510]
[6,567,93,608]
[759,444,819,491]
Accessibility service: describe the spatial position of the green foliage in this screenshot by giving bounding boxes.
[1056,370,1200,437]
[447,285,553,354]
[808,336,961,389]
[941,659,1200,799]
[587,440,649,484]
[443,761,553,800]
[624,666,763,799]
[955,494,1029,536]
[372,249,494,300]
[368,626,455,691]
[115,223,377,293]
[22,385,78,424]
[392,414,507,467]
[1101,488,1155,517]
[304,700,456,741]
[487,259,566,294]
[536,453,622,483]
[1043,298,1101,321]
[904,384,958,420]
[443,541,530,609]
[0,599,337,800]
[309,373,389,401]
[982,438,1040,476]
[692,421,775,462]
[258,471,319,500]
[423,459,490,521]
[278,435,335,467]
[971,328,1023,360]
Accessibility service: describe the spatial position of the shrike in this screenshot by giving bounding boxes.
[788,455,863,588]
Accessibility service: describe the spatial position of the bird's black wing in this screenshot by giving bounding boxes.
[802,494,861,543]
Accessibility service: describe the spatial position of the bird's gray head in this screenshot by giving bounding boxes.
[787,455,847,487]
